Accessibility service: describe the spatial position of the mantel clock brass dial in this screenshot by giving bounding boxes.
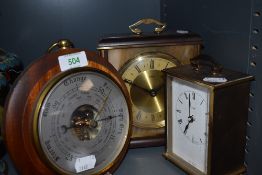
[120,52,180,142]
[3,40,131,175]
[98,18,202,147]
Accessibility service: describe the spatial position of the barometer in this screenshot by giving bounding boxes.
[3,39,131,175]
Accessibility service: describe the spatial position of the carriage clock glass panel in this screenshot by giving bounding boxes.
[36,70,130,174]
[171,77,210,173]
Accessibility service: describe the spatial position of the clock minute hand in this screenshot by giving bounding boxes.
[124,79,151,94]
[189,93,191,117]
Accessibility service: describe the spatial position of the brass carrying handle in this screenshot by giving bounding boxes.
[47,39,74,53]
[190,54,222,75]
[129,18,166,35]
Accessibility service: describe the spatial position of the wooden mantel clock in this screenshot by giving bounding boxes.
[97,18,202,148]
[163,55,254,175]
[3,39,132,175]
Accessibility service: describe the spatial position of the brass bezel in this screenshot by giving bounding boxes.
[33,67,132,175]
[119,51,181,74]
[119,52,181,129]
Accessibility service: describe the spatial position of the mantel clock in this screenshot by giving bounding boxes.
[97,18,202,148]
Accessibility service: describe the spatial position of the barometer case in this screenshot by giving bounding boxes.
[163,56,254,175]
[97,18,202,148]
[3,39,132,175]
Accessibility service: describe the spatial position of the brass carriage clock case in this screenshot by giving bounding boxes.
[97,18,202,148]
[163,56,254,175]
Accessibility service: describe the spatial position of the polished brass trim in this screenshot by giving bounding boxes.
[119,52,181,75]
[163,152,206,175]
[129,18,166,35]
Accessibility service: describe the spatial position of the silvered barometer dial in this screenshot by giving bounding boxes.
[35,69,130,174]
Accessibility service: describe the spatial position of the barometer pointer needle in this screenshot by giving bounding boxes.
[96,115,119,122]
[61,89,113,133]
[61,125,74,134]
[61,115,119,134]
[94,89,112,120]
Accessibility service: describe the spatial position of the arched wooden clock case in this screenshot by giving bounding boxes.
[3,40,132,175]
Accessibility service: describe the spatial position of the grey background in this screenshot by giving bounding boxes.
[0,0,261,174]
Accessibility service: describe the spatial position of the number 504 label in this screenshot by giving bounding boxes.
[58,51,88,71]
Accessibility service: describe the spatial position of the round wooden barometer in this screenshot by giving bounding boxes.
[3,39,131,175]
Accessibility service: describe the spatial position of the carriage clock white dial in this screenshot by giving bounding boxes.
[35,69,130,174]
[171,78,210,173]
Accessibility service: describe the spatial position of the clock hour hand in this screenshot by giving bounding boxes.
[124,79,151,94]
[154,84,164,93]
[183,115,195,134]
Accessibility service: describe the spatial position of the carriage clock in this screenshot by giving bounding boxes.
[163,55,254,175]
[3,39,132,175]
[97,18,202,148]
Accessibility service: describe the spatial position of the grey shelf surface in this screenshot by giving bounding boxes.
[2,147,186,175]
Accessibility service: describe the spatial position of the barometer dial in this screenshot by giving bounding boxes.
[35,70,129,174]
